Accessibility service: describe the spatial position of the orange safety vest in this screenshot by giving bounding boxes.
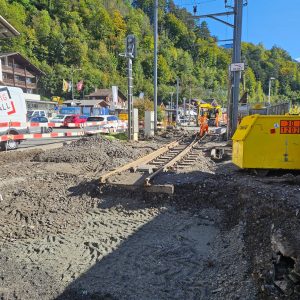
[199,115,208,136]
[215,112,219,127]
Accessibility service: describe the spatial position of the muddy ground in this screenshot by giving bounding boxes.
[0,133,299,300]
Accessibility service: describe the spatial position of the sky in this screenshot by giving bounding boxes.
[174,0,300,60]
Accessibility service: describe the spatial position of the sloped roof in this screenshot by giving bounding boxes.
[63,99,109,107]
[0,16,20,38]
[0,52,45,76]
[88,88,112,97]
[87,88,127,100]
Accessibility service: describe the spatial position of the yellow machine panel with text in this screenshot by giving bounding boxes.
[232,115,300,170]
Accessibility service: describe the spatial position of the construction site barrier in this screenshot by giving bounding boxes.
[0,122,128,142]
[138,121,164,130]
[0,120,128,128]
[0,131,85,142]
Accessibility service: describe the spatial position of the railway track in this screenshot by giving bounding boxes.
[100,134,206,194]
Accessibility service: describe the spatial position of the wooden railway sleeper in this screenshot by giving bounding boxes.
[144,137,200,187]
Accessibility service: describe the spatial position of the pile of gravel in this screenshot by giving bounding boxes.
[33,136,145,165]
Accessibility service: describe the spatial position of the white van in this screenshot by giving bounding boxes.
[0,86,28,150]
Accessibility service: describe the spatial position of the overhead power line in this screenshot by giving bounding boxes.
[177,0,248,137]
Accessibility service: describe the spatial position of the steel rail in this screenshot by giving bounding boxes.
[99,138,183,184]
[144,135,200,187]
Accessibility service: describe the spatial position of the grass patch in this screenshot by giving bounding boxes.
[104,132,128,141]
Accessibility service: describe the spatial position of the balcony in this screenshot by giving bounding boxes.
[1,65,35,78]
[3,78,37,89]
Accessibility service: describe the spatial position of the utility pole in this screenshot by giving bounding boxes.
[189,85,192,125]
[230,0,244,137]
[154,0,158,131]
[176,78,179,124]
[170,92,174,122]
[120,35,137,141]
[268,77,275,105]
[191,0,247,138]
[128,57,133,140]
[71,73,74,100]
[71,66,82,100]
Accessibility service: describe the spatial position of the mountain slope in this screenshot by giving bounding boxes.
[1,0,299,103]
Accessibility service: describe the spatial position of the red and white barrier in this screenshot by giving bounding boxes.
[138,121,164,130]
[0,131,85,142]
[0,120,128,128]
[0,122,128,142]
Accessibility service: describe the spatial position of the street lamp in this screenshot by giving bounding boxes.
[170,92,174,109]
[268,77,275,105]
[71,67,82,100]
[170,92,174,123]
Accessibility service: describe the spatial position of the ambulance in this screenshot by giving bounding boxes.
[0,86,28,150]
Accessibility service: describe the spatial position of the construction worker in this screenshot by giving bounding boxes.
[199,110,209,137]
[215,108,219,127]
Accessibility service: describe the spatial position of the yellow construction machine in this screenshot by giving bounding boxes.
[196,101,222,126]
[289,104,300,115]
[232,114,300,171]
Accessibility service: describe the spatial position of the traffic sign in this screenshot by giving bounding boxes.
[230,63,245,72]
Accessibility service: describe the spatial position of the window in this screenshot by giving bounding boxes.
[15,75,25,81]
[87,117,104,122]
[107,116,118,121]
[27,111,34,118]
[55,115,66,120]
[65,116,73,122]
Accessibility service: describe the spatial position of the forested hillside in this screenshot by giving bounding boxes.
[1,0,299,103]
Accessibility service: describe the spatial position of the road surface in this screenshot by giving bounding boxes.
[18,128,83,151]
[8,126,226,152]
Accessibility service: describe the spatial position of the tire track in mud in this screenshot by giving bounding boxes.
[0,135,265,300]
[1,205,161,299]
[55,205,255,300]
[1,201,235,300]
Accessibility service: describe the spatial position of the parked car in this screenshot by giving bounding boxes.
[103,115,121,131]
[85,115,120,134]
[27,110,47,120]
[28,116,53,133]
[50,114,72,127]
[63,115,88,127]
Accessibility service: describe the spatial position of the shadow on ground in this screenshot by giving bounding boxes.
[59,166,300,300]
[56,193,219,300]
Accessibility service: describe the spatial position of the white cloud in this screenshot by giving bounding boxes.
[296,58,300,62]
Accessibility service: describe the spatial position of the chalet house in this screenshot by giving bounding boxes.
[86,88,127,109]
[62,99,110,116]
[63,99,110,108]
[0,52,45,94]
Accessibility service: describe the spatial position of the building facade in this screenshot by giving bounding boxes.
[0,52,45,94]
[86,88,127,109]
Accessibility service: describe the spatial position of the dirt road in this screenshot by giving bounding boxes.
[0,134,299,299]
